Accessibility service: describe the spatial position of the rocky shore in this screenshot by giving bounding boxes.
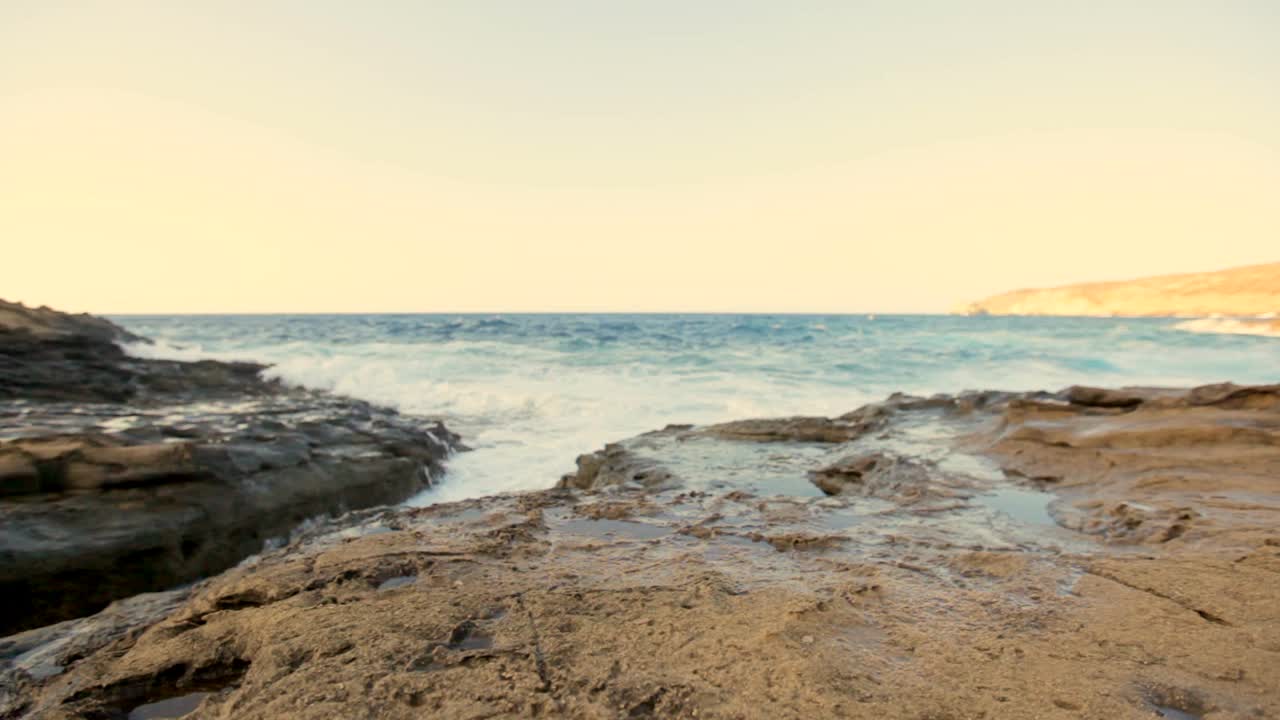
[4,349,1277,718]
[0,302,462,637]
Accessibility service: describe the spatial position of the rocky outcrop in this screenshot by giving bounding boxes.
[980,382,1280,545]
[0,299,145,344]
[957,261,1280,317]
[807,452,956,503]
[0,301,461,636]
[558,442,675,491]
[1,302,271,404]
[0,397,458,637]
[7,382,1280,719]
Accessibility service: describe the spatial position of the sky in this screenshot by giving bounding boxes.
[2,1,1278,313]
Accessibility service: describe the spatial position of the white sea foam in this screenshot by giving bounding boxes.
[1173,317,1280,338]
[122,339,221,362]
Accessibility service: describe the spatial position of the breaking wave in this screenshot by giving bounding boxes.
[115,313,1280,503]
[1173,317,1280,338]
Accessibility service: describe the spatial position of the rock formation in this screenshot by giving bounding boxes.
[957,261,1280,317]
[0,300,146,344]
[0,301,461,636]
[8,382,1273,718]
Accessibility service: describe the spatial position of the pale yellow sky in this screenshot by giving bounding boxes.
[2,1,1278,313]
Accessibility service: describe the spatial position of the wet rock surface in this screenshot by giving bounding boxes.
[0,302,462,636]
[7,382,1278,718]
[558,441,675,491]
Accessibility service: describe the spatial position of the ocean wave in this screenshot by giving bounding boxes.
[114,313,1280,505]
[1173,317,1280,338]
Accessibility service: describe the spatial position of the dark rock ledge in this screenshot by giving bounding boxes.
[0,301,462,636]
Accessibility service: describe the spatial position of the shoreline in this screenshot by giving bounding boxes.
[5,377,1280,718]
[106,311,1280,507]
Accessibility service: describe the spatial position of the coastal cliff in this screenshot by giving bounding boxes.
[957,261,1280,317]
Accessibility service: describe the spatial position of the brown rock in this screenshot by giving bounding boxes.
[558,443,674,490]
[699,416,872,443]
[808,452,957,503]
[979,382,1280,548]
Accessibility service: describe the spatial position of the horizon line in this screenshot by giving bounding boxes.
[104,310,955,317]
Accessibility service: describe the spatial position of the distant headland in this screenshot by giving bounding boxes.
[956,261,1280,319]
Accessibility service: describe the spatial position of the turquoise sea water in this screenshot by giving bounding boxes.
[115,314,1280,502]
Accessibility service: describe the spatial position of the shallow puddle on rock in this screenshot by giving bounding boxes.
[635,435,829,497]
[127,692,212,719]
[977,488,1056,526]
[698,532,769,562]
[558,518,671,540]
[450,631,493,651]
[1151,706,1201,720]
[446,619,495,651]
[814,508,865,532]
[336,524,395,540]
[442,507,489,523]
[377,575,417,591]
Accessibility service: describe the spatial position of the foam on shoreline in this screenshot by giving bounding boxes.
[1173,316,1280,338]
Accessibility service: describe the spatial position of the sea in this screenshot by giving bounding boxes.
[114,314,1280,504]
